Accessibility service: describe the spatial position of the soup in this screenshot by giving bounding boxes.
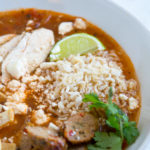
[0,9,141,150]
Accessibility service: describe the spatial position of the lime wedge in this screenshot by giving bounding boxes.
[50,33,105,61]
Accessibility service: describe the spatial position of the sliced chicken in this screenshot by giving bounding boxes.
[18,126,67,150]
[0,35,22,69]
[0,34,15,45]
[2,28,55,83]
[64,113,98,144]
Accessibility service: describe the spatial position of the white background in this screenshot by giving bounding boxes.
[111,0,150,31]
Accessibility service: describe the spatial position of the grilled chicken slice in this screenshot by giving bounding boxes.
[0,35,21,69]
[18,126,67,150]
[1,33,28,83]
[64,113,98,144]
[2,28,55,83]
[0,34,15,45]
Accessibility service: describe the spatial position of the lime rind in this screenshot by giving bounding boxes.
[50,33,105,61]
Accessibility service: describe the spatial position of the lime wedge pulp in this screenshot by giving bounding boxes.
[50,33,105,61]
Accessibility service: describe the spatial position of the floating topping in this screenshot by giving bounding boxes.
[58,22,74,35]
[5,102,28,115]
[0,109,14,129]
[25,19,35,32]
[31,109,49,125]
[7,80,21,91]
[64,113,98,144]
[129,97,138,110]
[50,33,105,61]
[74,18,87,30]
[2,28,55,83]
[0,35,22,69]
[48,122,60,131]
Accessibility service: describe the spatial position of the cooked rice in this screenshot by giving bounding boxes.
[11,50,139,117]
[0,50,139,120]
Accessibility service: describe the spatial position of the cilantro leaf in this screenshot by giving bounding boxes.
[88,145,102,150]
[106,115,120,130]
[83,93,107,109]
[88,132,122,150]
[106,103,119,116]
[123,122,139,145]
[83,93,100,103]
[89,102,107,109]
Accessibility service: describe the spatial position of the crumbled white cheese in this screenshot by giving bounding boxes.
[129,97,138,110]
[74,18,87,29]
[40,62,56,69]
[58,101,64,110]
[119,94,128,101]
[25,20,34,31]
[32,109,49,125]
[51,102,57,107]
[26,20,34,26]
[58,22,73,35]
[5,102,28,115]
[8,136,14,143]
[48,122,59,131]
[2,105,8,111]
[7,91,26,102]
[26,27,32,32]
[128,79,137,90]
[22,75,39,83]
[7,80,21,91]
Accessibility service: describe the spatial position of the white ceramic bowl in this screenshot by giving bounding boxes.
[1,0,150,149]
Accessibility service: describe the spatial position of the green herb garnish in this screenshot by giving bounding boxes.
[83,87,139,149]
[88,132,122,150]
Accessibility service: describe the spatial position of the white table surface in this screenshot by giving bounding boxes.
[111,0,150,31]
